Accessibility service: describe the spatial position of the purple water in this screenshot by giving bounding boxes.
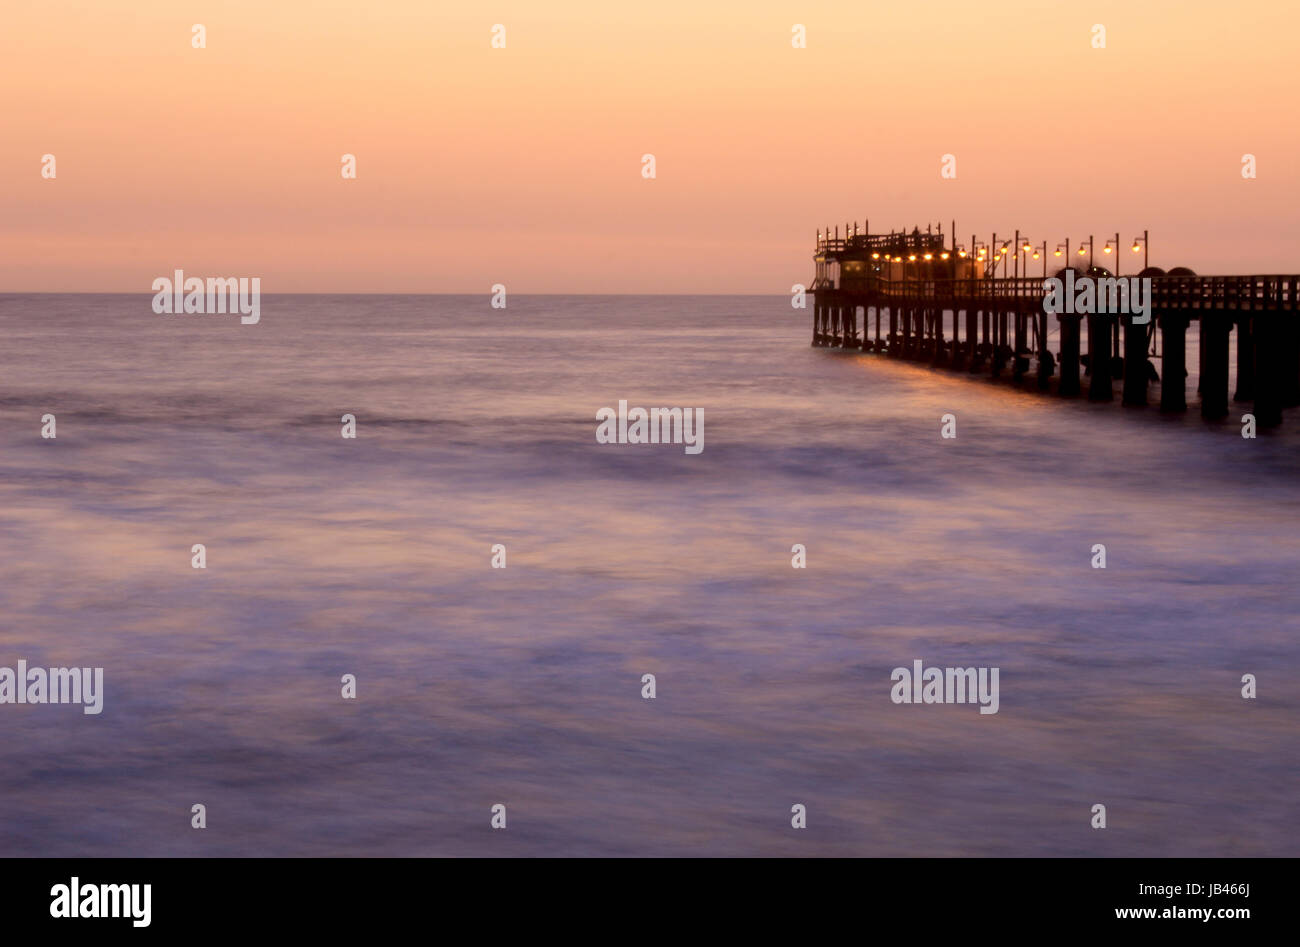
[0,293,1296,856]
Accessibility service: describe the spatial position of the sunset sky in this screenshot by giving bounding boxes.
[2,0,1297,292]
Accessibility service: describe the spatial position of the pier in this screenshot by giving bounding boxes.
[810,223,1300,426]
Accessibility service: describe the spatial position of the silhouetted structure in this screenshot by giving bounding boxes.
[810,224,1300,426]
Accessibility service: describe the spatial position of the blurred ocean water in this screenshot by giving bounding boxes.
[0,293,1295,856]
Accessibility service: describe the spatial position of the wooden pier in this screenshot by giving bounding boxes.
[810,225,1300,426]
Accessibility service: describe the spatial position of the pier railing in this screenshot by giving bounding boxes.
[826,274,1300,312]
[816,233,946,255]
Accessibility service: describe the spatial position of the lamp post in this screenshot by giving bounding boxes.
[1019,233,1034,281]
[1103,232,1120,360]
[1103,233,1120,277]
[1019,233,1037,281]
[1132,230,1149,270]
[992,233,1011,279]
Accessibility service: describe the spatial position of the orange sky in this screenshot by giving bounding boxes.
[2,0,1297,292]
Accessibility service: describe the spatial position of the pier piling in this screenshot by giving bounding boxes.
[1234,316,1254,403]
[1199,314,1231,420]
[1122,316,1148,406]
[1088,315,1114,402]
[1160,315,1188,413]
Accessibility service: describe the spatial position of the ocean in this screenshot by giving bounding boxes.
[0,293,1296,856]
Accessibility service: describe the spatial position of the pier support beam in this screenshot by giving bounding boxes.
[1058,315,1081,397]
[1252,313,1284,427]
[1284,315,1300,408]
[976,310,990,373]
[1160,315,1188,412]
[1013,311,1027,382]
[1234,316,1254,402]
[1200,313,1230,420]
[1122,315,1149,406]
[991,311,1005,378]
[1036,311,1054,390]
[950,308,966,370]
[1087,314,1114,402]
